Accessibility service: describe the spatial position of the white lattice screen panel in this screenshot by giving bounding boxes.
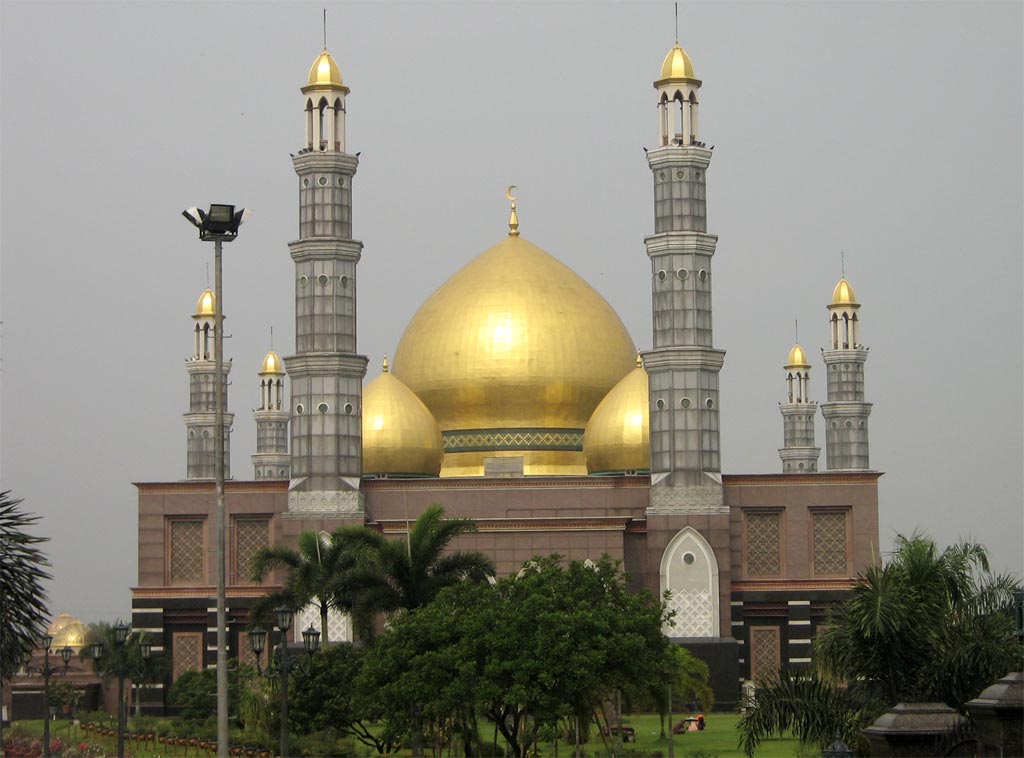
[663,588,714,637]
[294,603,352,643]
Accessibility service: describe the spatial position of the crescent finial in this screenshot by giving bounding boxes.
[506,185,520,237]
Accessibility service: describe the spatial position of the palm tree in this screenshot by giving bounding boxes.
[250,530,357,643]
[738,533,1021,756]
[334,504,495,617]
[0,492,51,677]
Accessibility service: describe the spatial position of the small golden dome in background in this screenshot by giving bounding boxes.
[362,369,443,477]
[392,234,636,477]
[194,288,215,318]
[785,344,811,369]
[657,43,698,84]
[831,277,858,307]
[259,350,284,376]
[584,363,650,475]
[304,50,349,93]
[47,613,89,651]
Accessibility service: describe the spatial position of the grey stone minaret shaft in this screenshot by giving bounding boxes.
[820,280,872,470]
[252,353,290,480]
[184,291,233,479]
[641,49,727,514]
[779,346,819,473]
[284,52,368,512]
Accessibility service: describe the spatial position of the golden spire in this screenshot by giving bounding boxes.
[506,185,520,237]
[382,353,389,373]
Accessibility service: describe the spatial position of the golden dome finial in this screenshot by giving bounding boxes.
[382,354,389,373]
[636,353,643,368]
[506,185,520,237]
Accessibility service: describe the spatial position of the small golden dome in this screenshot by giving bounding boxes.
[193,288,215,318]
[259,350,284,376]
[785,344,811,369]
[657,43,698,84]
[831,277,858,307]
[363,371,442,477]
[303,50,349,93]
[584,364,650,474]
[392,234,636,476]
[47,613,89,651]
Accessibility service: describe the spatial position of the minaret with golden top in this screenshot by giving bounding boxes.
[641,39,726,513]
[284,46,368,511]
[820,278,872,470]
[252,350,290,480]
[184,288,233,480]
[779,343,820,472]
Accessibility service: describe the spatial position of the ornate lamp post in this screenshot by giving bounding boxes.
[248,609,320,758]
[182,203,252,758]
[90,621,131,758]
[33,634,72,758]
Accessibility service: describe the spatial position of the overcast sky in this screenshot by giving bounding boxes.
[1,1,1021,623]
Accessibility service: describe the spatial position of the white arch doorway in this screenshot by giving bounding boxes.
[660,526,719,637]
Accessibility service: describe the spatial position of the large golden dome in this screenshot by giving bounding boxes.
[584,358,650,474]
[47,613,89,651]
[392,234,636,476]
[363,359,443,477]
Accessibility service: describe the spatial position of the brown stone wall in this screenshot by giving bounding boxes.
[724,472,880,583]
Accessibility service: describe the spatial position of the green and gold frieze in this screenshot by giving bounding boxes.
[442,427,584,453]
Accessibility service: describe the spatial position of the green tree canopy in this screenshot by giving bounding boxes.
[738,533,1022,756]
[0,491,51,677]
[354,555,684,758]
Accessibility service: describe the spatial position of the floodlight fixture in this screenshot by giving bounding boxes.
[182,203,253,242]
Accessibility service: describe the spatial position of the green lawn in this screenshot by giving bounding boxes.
[6,713,805,757]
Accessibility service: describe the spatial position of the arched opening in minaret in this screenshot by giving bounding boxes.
[275,379,284,410]
[317,97,329,151]
[688,91,699,143]
[787,372,795,402]
[842,313,850,349]
[673,91,688,145]
[659,92,670,146]
[333,97,345,152]
[305,98,314,149]
[202,323,211,360]
[830,314,839,350]
[194,323,201,359]
[851,313,859,348]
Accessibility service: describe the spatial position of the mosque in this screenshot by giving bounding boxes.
[131,37,880,709]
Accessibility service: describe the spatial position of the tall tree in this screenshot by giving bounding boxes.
[738,533,1021,756]
[0,491,51,677]
[250,530,357,642]
[334,504,494,616]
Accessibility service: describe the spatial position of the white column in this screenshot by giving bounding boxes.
[305,103,314,149]
[337,104,346,153]
[690,99,699,142]
[312,101,322,150]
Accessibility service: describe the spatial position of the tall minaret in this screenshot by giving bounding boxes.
[820,278,872,470]
[779,343,820,473]
[184,288,233,479]
[284,48,368,513]
[642,41,727,514]
[252,350,290,480]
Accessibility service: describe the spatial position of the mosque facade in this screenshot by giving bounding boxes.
[132,40,880,709]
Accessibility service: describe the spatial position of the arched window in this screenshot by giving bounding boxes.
[660,527,720,637]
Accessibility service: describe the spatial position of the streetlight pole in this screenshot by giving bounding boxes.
[182,204,251,758]
[41,635,52,758]
[276,607,292,758]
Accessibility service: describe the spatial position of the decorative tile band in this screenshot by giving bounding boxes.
[442,427,584,453]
